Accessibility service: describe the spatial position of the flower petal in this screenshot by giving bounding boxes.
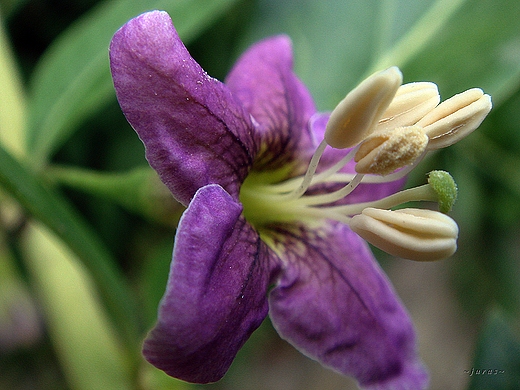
[268,222,428,389]
[109,11,255,205]
[143,184,276,383]
[225,35,316,172]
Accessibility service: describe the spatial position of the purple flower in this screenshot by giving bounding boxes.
[109,10,492,390]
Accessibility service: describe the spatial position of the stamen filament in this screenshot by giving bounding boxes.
[303,146,359,187]
[283,139,327,199]
[265,146,359,194]
[298,173,365,206]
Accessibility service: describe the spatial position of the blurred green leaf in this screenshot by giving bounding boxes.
[138,236,175,328]
[241,0,520,110]
[140,363,193,390]
[46,165,184,227]
[467,309,520,390]
[240,0,464,110]
[22,222,133,390]
[0,142,139,353]
[459,132,520,202]
[0,0,28,18]
[26,0,241,167]
[402,0,520,104]
[0,11,26,157]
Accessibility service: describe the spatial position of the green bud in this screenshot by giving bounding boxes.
[428,170,458,213]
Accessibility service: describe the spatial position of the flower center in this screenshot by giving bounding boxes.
[239,138,441,229]
[239,140,458,262]
[238,65,491,261]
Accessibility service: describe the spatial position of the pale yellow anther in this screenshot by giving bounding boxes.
[349,207,459,261]
[416,88,492,150]
[325,66,402,149]
[377,82,440,132]
[354,125,428,175]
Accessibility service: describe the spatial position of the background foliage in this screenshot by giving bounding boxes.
[1,0,519,389]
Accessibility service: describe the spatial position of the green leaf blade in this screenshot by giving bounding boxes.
[26,0,241,167]
[22,222,134,390]
[0,142,139,354]
[401,0,520,104]
[241,0,520,111]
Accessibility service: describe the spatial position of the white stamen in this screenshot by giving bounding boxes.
[377,82,440,132]
[324,67,402,149]
[349,208,459,261]
[354,125,428,175]
[416,88,492,150]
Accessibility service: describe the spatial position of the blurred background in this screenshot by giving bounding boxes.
[1,0,519,389]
